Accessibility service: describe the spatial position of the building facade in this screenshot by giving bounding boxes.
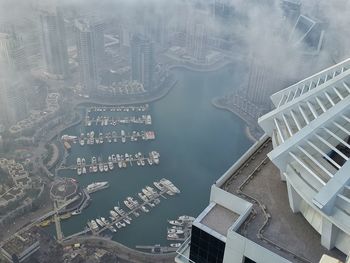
[0,31,28,72]
[39,8,69,78]
[75,19,105,94]
[130,34,155,90]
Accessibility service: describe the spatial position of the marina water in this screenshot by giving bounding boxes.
[52,64,252,248]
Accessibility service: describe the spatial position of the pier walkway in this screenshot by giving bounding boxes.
[84,115,152,127]
[63,189,171,241]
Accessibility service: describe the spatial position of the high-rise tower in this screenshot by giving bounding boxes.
[75,19,105,94]
[39,7,69,78]
[130,34,155,90]
[0,31,28,72]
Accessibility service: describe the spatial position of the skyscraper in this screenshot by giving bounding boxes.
[39,7,69,78]
[75,19,105,94]
[245,56,283,107]
[280,0,301,24]
[130,34,155,90]
[185,10,209,62]
[0,79,27,126]
[0,31,28,72]
[175,59,350,263]
[186,22,208,62]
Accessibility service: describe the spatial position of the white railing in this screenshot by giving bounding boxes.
[175,237,196,263]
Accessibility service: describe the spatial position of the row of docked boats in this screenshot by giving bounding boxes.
[75,130,155,146]
[87,104,149,113]
[76,151,160,175]
[85,115,152,127]
[76,157,87,175]
[167,215,195,240]
[86,180,180,233]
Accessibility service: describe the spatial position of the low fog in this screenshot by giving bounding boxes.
[0,0,349,131]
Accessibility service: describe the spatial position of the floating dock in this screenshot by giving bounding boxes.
[63,130,155,146]
[87,104,149,113]
[84,115,152,127]
[63,179,180,241]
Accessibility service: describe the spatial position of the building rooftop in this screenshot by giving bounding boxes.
[1,228,40,258]
[221,138,346,263]
[200,204,239,237]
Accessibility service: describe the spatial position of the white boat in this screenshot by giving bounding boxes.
[104,164,109,172]
[168,228,184,235]
[101,217,109,225]
[115,222,122,229]
[110,210,119,218]
[153,182,165,191]
[108,156,114,170]
[112,154,117,163]
[146,186,156,195]
[86,182,109,194]
[99,163,104,172]
[77,167,82,176]
[151,151,160,165]
[112,131,117,142]
[167,233,179,239]
[77,158,82,166]
[61,135,77,141]
[117,154,122,168]
[160,178,180,194]
[146,115,152,125]
[82,166,86,174]
[178,215,195,222]
[82,158,86,166]
[79,133,85,146]
[168,220,183,226]
[124,200,134,210]
[142,188,152,198]
[121,130,126,143]
[96,218,105,227]
[114,206,126,216]
[141,206,149,213]
[120,221,126,227]
[123,218,131,225]
[90,220,99,230]
[138,192,148,202]
[170,243,181,248]
[108,225,117,232]
[72,210,81,216]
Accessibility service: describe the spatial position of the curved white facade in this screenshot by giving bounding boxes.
[259,58,350,254]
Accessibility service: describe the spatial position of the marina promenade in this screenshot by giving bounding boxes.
[63,182,179,241]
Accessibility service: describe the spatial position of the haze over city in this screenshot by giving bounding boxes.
[0,1,350,263]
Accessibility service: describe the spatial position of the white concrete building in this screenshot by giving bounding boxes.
[258,58,350,254]
[175,59,350,263]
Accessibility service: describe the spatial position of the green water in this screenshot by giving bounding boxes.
[53,64,252,248]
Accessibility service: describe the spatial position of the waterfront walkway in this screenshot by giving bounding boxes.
[63,236,176,263]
